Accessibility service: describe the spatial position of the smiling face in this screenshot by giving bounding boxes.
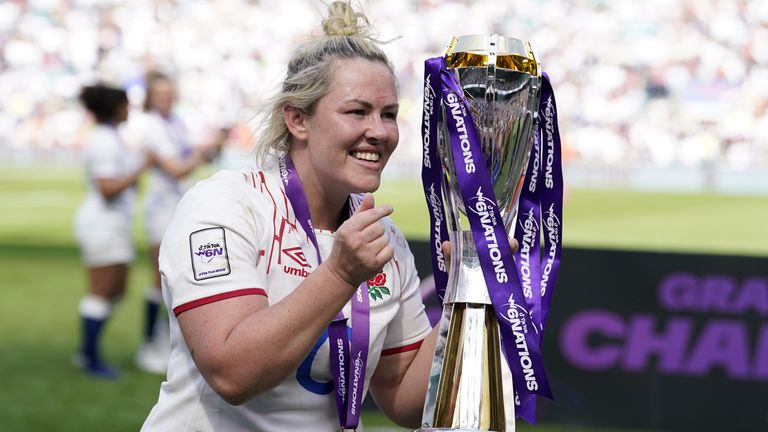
[288,58,399,207]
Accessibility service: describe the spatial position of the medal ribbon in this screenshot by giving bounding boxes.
[280,156,370,429]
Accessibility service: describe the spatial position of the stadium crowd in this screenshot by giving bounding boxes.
[1,0,767,173]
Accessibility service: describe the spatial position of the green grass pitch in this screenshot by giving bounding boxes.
[1,164,765,431]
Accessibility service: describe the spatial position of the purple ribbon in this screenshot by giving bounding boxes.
[279,156,370,429]
[421,57,563,423]
[512,73,564,422]
[537,74,563,331]
[514,130,543,328]
[420,58,450,303]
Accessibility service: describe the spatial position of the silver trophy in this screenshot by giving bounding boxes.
[418,34,542,432]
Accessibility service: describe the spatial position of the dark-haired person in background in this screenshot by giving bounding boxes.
[73,84,153,379]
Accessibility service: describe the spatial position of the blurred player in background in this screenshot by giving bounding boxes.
[136,71,229,374]
[73,84,153,379]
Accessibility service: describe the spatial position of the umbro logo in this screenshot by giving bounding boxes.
[283,247,311,267]
[283,247,310,278]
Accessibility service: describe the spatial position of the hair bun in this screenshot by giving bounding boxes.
[322,1,371,37]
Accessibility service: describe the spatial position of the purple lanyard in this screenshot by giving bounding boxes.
[421,57,560,422]
[279,156,370,429]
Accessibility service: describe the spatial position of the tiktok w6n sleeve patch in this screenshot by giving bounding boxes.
[189,227,231,281]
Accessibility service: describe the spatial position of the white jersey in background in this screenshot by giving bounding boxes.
[142,111,195,245]
[141,167,432,431]
[74,124,140,266]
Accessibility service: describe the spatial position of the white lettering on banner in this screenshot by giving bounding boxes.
[528,131,541,193]
[446,92,475,174]
[540,203,560,297]
[473,188,507,283]
[422,76,435,169]
[336,339,346,401]
[519,209,539,299]
[428,183,446,272]
[350,352,363,415]
[503,292,539,391]
[510,307,539,391]
[544,96,555,189]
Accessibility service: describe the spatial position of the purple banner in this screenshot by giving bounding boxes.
[562,272,768,379]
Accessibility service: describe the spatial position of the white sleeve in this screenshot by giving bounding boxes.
[382,225,432,352]
[158,174,269,316]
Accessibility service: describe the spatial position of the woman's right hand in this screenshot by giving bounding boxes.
[324,193,394,290]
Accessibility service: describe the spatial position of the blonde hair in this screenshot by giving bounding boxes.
[255,1,394,162]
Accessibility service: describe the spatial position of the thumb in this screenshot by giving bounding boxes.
[355,193,375,214]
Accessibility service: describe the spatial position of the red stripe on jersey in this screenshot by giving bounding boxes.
[381,340,423,356]
[258,171,266,189]
[173,288,267,316]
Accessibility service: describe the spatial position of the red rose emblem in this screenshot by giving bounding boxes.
[368,272,387,287]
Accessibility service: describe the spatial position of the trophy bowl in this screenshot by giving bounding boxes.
[439,34,541,231]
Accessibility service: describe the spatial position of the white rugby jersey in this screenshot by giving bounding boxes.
[77,124,139,226]
[142,112,194,226]
[142,167,431,431]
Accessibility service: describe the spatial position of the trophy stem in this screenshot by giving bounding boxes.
[431,303,505,431]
